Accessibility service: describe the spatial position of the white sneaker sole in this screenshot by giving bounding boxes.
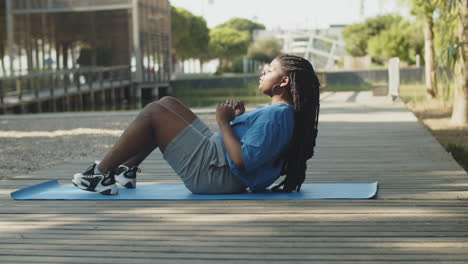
[72,173,119,195]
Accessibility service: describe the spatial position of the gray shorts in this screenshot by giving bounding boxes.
[163,118,247,194]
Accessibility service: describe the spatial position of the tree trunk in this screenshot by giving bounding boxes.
[55,41,61,70]
[34,38,40,70]
[0,56,6,76]
[62,42,69,69]
[451,0,468,125]
[424,15,437,98]
[180,56,185,73]
[0,44,6,76]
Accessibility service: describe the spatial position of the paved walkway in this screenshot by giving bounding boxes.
[1,92,467,263]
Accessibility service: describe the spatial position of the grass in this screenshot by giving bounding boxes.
[400,83,428,104]
[400,82,468,172]
[325,82,372,92]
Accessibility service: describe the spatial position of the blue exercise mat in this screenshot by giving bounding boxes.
[11,180,378,200]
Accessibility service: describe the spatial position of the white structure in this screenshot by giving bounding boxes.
[253,26,346,70]
[388,57,400,101]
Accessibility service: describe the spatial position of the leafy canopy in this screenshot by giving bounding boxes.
[247,37,282,62]
[215,17,265,41]
[342,14,403,56]
[209,27,250,60]
[171,7,209,60]
[367,20,423,64]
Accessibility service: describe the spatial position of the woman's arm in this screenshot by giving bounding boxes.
[216,104,245,169]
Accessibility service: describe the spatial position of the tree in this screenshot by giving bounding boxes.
[209,27,250,70]
[171,7,192,63]
[0,1,6,76]
[171,7,210,70]
[216,17,265,42]
[247,37,282,63]
[406,0,439,98]
[342,15,403,57]
[189,14,210,69]
[368,20,424,65]
[449,0,467,125]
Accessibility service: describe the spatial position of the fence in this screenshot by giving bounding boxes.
[0,65,132,113]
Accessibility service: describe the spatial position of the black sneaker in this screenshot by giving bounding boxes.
[115,165,139,189]
[72,161,118,195]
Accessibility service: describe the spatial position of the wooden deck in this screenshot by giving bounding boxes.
[1,91,468,263]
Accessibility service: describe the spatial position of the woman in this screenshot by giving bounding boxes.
[72,54,320,195]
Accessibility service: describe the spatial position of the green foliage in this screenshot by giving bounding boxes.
[0,1,6,74]
[325,82,372,92]
[190,15,210,61]
[368,20,424,64]
[247,37,282,63]
[405,0,438,18]
[434,0,460,68]
[209,27,250,66]
[171,7,210,61]
[342,15,403,56]
[173,77,268,107]
[216,18,265,41]
[171,7,191,58]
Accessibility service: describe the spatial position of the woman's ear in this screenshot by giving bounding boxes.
[279,76,290,88]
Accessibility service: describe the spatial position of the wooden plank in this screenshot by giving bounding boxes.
[0,256,464,264]
[1,238,467,248]
[1,249,468,261]
[1,91,468,263]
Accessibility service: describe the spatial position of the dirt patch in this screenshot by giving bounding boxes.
[0,113,218,179]
[405,100,468,172]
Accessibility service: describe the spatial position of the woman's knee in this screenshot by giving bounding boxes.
[158,96,180,106]
[144,96,178,110]
[156,96,197,123]
[141,102,169,120]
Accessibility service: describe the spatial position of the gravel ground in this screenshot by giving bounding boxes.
[0,112,217,178]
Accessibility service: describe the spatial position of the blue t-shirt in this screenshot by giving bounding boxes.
[217,103,295,191]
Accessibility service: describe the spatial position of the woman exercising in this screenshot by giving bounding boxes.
[72,54,320,195]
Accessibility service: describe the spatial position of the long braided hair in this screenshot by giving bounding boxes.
[272,54,321,192]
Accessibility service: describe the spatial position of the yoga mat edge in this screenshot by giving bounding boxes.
[11,180,379,200]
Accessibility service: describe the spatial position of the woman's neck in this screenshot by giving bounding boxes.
[271,95,292,106]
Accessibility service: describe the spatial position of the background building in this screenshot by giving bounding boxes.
[253,26,346,70]
[1,0,172,112]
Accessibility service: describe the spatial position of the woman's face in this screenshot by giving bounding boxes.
[258,59,285,96]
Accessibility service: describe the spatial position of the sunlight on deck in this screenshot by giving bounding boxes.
[0,128,123,138]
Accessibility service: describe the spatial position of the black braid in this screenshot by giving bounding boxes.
[271,54,320,192]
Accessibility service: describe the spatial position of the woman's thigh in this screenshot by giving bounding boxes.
[143,99,197,153]
[153,97,214,151]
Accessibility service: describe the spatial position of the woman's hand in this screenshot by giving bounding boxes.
[216,103,236,126]
[226,99,245,117]
[216,102,245,169]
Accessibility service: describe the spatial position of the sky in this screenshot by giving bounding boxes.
[169,0,410,30]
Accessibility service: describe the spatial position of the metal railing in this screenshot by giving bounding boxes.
[0,65,131,112]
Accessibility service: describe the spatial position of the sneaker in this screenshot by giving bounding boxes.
[115,165,139,189]
[72,162,118,195]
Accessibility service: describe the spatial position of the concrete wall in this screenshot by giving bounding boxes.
[170,67,452,93]
[170,74,259,91]
[326,67,425,87]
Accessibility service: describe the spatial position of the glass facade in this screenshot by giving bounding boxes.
[4,0,171,83]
